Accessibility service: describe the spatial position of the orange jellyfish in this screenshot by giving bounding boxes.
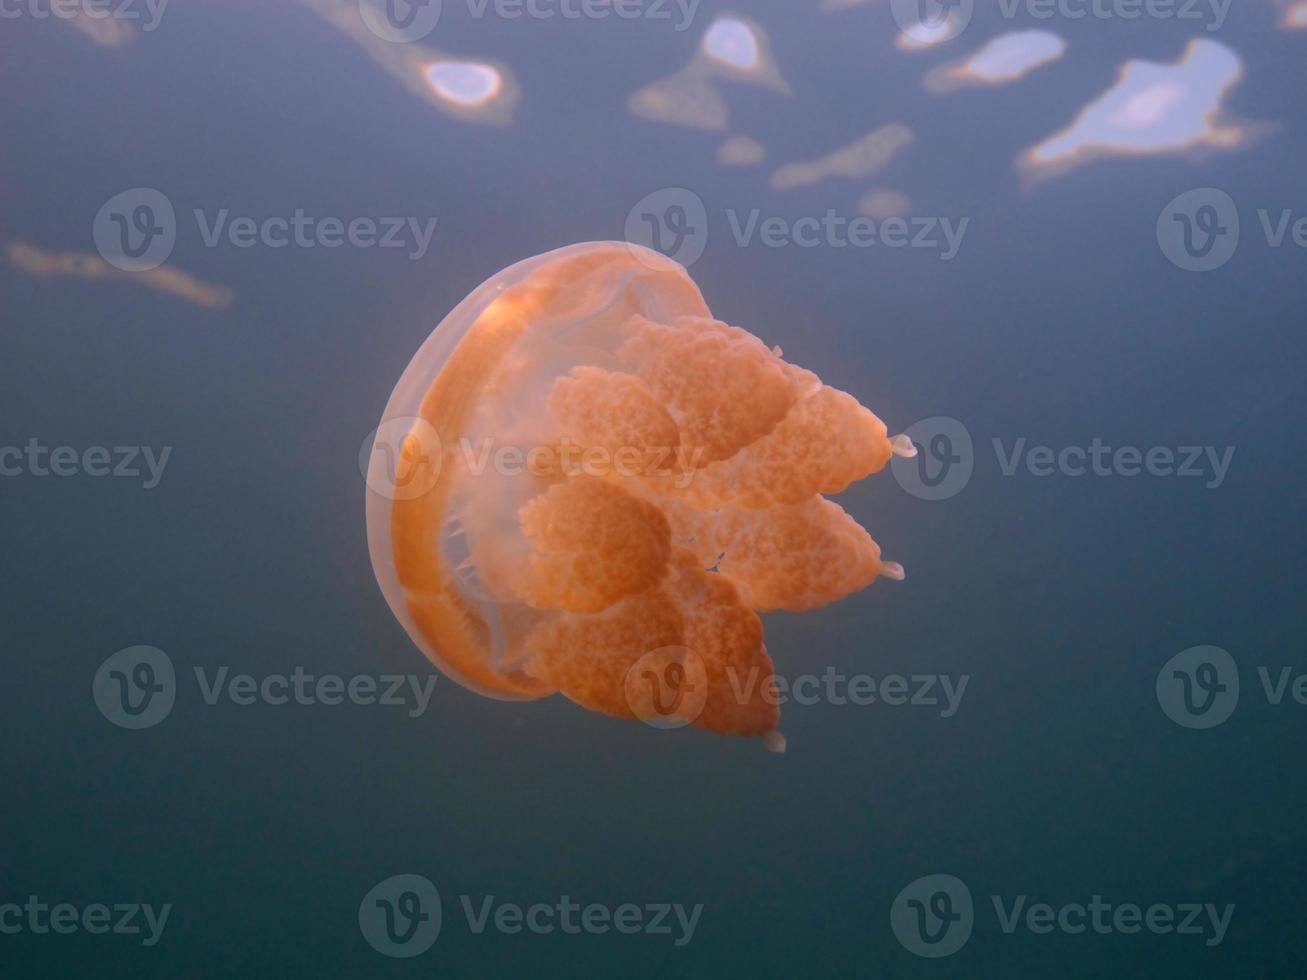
[365,243,915,751]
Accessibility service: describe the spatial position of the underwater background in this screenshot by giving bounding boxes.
[2,0,1305,976]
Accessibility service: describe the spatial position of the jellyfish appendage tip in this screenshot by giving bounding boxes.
[889,433,917,458]
[763,730,787,753]
[880,560,906,581]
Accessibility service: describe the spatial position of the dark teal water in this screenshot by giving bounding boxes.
[2,2,1305,977]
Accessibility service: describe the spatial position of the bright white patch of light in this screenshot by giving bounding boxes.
[702,18,760,69]
[424,62,502,107]
[965,30,1066,82]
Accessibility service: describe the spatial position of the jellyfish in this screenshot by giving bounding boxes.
[366,243,914,751]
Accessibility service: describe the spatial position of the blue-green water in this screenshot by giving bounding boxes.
[2,1,1305,976]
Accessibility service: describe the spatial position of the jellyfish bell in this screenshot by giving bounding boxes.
[366,242,914,748]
